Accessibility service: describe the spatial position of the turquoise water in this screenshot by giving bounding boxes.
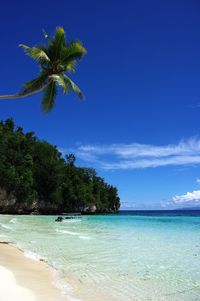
[0,213,200,300]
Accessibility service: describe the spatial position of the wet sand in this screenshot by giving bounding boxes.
[0,243,61,301]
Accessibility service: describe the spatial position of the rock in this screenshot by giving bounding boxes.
[82,204,97,214]
[30,210,39,215]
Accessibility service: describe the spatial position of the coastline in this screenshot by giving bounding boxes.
[0,242,62,301]
[1,213,199,301]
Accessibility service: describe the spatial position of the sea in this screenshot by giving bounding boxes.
[0,210,200,301]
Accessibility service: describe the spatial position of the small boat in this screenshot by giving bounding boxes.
[64,213,82,220]
[55,216,63,222]
[55,213,83,222]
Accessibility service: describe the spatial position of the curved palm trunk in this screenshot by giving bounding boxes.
[0,84,48,100]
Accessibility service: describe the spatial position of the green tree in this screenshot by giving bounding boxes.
[0,27,87,112]
[66,153,76,166]
[0,119,120,213]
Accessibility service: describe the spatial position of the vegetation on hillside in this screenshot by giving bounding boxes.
[0,119,120,213]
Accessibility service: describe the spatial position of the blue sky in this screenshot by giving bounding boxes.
[1,0,200,209]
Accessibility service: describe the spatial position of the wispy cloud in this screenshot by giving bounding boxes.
[63,137,200,170]
[173,190,200,204]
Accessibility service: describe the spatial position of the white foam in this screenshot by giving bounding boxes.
[53,270,70,292]
[0,223,13,230]
[53,270,82,301]
[78,236,92,240]
[63,219,82,223]
[56,230,91,240]
[56,230,80,236]
[0,234,7,238]
[10,218,18,224]
[24,251,46,262]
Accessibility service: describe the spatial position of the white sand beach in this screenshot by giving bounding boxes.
[0,243,60,301]
[0,265,36,301]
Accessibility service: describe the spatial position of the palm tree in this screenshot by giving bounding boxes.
[0,27,87,112]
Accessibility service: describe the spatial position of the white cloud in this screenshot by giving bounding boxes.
[160,200,173,208]
[78,138,200,158]
[65,137,200,170]
[173,190,200,204]
[100,155,200,170]
[196,178,200,184]
[120,201,138,209]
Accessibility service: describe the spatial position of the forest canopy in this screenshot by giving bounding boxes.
[0,118,120,214]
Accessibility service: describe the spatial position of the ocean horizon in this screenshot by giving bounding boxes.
[0,210,200,300]
[119,209,200,215]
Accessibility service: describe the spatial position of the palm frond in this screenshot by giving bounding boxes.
[36,44,48,53]
[41,81,57,112]
[19,44,50,65]
[22,73,48,92]
[66,60,77,73]
[49,74,67,93]
[63,75,84,99]
[60,41,87,66]
[48,27,66,61]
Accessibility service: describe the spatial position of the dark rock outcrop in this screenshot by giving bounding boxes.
[0,189,61,214]
[0,189,119,215]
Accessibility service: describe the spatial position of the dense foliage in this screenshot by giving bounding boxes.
[0,119,120,213]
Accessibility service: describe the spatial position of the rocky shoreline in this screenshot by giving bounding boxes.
[0,189,118,215]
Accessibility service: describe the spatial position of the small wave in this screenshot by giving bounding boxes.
[56,230,91,239]
[24,251,79,301]
[79,236,92,240]
[0,234,7,238]
[0,223,13,230]
[10,218,18,224]
[63,219,82,223]
[53,270,82,301]
[24,251,47,262]
[56,230,80,236]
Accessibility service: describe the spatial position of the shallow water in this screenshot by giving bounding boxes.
[0,212,200,301]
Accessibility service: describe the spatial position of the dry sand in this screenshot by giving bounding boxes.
[0,243,61,301]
